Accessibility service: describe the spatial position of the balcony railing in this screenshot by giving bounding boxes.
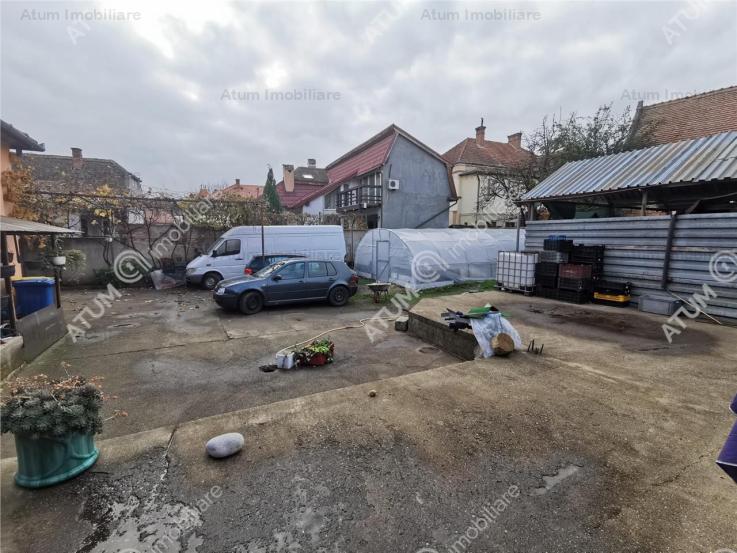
[337,185,382,211]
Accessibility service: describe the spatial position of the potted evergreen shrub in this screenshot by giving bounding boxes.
[1,375,114,488]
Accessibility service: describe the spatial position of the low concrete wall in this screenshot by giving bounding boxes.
[407,310,477,361]
[0,336,24,380]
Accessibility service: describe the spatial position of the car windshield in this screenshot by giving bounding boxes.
[254,260,289,277]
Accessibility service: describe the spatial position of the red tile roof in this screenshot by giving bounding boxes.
[276,180,330,209]
[324,124,456,199]
[212,182,263,199]
[631,85,737,146]
[326,132,396,185]
[443,137,533,169]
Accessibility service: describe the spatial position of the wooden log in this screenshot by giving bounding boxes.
[491,333,515,356]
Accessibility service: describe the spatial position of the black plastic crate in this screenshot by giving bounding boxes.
[571,244,604,262]
[544,238,573,252]
[589,262,604,277]
[594,280,631,295]
[536,274,558,288]
[571,253,604,264]
[571,260,603,278]
[535,285,558,299]
[538,251,569,264]
[559,276,593,291]
[557,288,591,304]
[535,262,560,276]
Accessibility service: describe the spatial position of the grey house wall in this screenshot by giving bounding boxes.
[382,135,451,228]
[525,213,737,321]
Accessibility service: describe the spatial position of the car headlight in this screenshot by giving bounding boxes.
[186,268,195,275]
[215,286,226,295]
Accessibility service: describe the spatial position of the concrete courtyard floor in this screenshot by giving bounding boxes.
[1,287,736,552]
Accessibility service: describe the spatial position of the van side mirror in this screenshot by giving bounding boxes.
[272,274,282,281]
[211,250,218,258]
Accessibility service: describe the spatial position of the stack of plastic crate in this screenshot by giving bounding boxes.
[534,235,573,298]
[557,263,593,303]
[570,244,605,281]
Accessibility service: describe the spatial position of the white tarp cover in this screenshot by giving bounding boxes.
[354,228,525,289]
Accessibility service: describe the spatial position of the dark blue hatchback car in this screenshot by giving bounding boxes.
[213,258,359,314]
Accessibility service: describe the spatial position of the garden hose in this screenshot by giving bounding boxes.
[276,316,399,357]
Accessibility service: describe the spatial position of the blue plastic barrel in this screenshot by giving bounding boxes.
[12,277,56,317]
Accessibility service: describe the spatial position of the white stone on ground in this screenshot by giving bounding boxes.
[206,432,244,458]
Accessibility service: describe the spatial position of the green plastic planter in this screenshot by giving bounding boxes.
[14,432,99,488]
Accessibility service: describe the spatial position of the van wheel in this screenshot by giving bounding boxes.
[239,291,264,315]
[328,286,349,307]
[202,273,221,290]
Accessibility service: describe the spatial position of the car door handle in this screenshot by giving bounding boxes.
[328,278,336,281]
[235,257,244,260]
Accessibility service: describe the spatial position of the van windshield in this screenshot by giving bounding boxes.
[254,260,288,277]
[208,239,223,254]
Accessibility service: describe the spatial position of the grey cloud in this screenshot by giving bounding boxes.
[2,0,735,193]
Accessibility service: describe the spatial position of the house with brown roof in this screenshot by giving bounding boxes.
[321,124,455,229]
[443,120,534,227]
[1,119,46,280]
[275,159,336,219]
[18,146,143,234]
[211,179,263,200]
[629,85,737,146]
[20,147,142,196]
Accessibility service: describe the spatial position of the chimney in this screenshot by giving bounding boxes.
[507,132,522,149]
[235,178,240,186]
[475,118,486,146]
[71,147,83,168]
[307,158,316,168]
[283,164,295,193]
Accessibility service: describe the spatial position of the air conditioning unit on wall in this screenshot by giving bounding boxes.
[387,179,400,190]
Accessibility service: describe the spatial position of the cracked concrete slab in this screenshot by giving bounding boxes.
[1,289,735,552]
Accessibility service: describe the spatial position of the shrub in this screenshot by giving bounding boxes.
[1,375,106,437]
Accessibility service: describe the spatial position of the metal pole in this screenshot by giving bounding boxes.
[54,268,62,309]
[261,206,265,258]
[661,211,677,290]
[50,234,61,308]
[640,190,648,216]
[1,233,18,331]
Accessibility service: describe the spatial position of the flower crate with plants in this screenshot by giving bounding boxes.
[1,373,124,488]
[295,339,335,367]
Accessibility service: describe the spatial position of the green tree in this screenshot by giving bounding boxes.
[262,166,282,212]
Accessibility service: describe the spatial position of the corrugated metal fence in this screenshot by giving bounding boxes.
[524,213,737,320]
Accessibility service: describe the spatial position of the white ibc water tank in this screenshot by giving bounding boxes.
[496,251,538,289]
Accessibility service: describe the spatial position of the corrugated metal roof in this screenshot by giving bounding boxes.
[0,216,82,235]
[522,131,737,201]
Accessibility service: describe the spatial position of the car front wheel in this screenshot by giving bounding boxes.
[202,272,222,290]
[328,285,349,307]
[239,291,264,315]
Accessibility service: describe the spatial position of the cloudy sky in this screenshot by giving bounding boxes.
[2,0,735,194]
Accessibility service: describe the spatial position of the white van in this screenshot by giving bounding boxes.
[186,225,346,289]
